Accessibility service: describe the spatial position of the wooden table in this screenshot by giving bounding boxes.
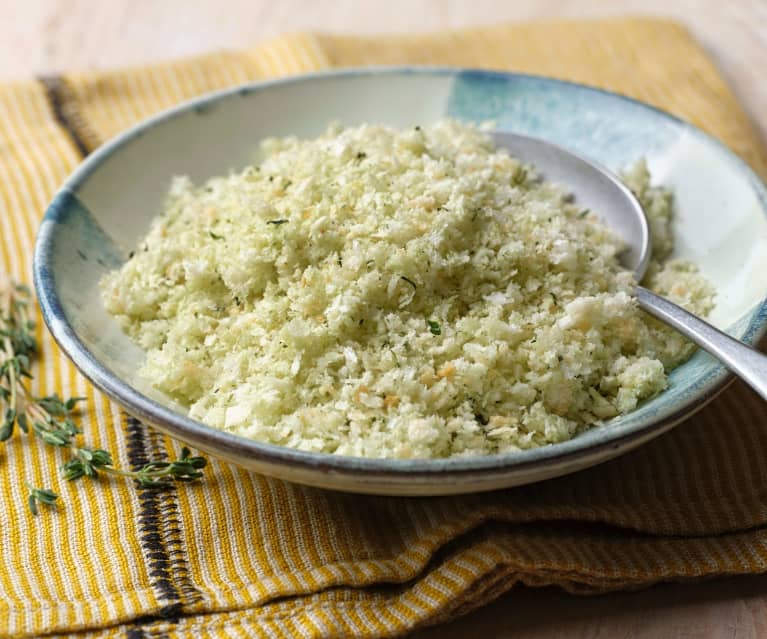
[4,1,766,637]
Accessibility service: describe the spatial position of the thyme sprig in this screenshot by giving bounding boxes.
[0,279,207,514]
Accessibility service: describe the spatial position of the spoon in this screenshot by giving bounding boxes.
[491,131,767,401]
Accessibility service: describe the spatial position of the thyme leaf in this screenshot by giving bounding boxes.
[27,485,58,516]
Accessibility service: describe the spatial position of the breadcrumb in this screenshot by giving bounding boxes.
[102,121,714,458]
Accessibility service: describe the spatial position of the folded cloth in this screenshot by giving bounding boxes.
[1,17,766,639]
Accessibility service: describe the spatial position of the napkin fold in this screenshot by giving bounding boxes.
[1,17,766,639]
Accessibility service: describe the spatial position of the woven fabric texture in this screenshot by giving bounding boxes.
[1,17,766,639]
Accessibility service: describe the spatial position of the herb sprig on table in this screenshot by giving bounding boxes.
[0,279,206,514]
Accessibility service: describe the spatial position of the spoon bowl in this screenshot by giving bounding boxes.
[491,132,651,278]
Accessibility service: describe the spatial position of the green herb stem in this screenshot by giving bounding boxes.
[0,279,207,514]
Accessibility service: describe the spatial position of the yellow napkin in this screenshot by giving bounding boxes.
[1,17,766,639]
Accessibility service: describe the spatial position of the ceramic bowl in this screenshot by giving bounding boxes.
[34,68,767,495]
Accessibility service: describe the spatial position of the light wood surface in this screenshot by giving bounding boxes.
[3,1,767,637]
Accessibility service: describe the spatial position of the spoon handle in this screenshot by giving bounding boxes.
[636,286,767,401]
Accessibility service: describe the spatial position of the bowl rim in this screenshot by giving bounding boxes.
[33,66,767,480]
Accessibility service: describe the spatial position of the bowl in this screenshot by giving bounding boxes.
[33,68,767,495]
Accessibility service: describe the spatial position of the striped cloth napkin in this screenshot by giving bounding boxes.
[1,17,766,639]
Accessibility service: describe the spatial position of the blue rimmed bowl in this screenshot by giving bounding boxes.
[33,68,767,495]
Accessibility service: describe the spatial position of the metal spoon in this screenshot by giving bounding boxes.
[491,131,767,401]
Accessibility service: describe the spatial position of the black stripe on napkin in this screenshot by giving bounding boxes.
[38,74,94,156]
[125,416,204,615]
